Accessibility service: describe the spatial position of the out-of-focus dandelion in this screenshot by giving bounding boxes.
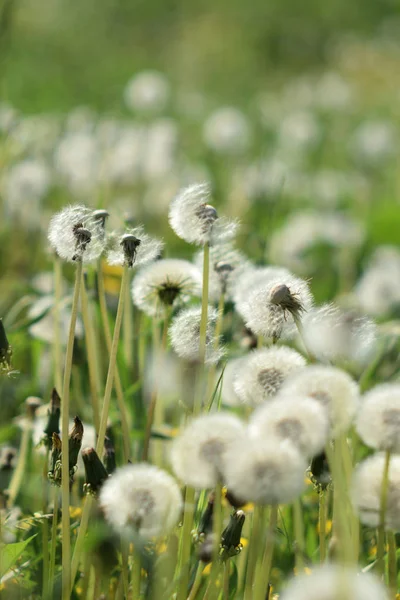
[355,246,400,317]
[356,384,400,452]
[169,305,224,365]
[202,107,251,154]
[194,243,250,302]
[106,226,163,268]
[219,357,245,407]
[124,70,170,113]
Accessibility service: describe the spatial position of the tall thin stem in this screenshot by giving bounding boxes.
[70,496,94,590]
[53,255,63,392]
[48,489,59,597]
[123,270,134,371]
[199,243,210,365]
[387,530,397,599]
[42,450,50,599]
[377,450,391,575]
[319,490,327,563]
[293,497,305,571]
[244,507,262,600]
[207,481,223,597]
[7,419,32,506]
[60,259,83,600]
[176,486,196,600]
[253,505,278,600]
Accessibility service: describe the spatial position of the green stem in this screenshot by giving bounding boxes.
[42,450,50,599]
[96,265,129,459]
[253,505,278,600]
[7,420,32,506]
[53,255,63,392]
[123,270,134,371]
[223,562,230,599]
[70,496,94,591]
[319,489,327,563]
[176,486,196,600]
[132,545,141,599]
[244,507,262,600]
[205,293,225,407]
[207,481,223,598]
[387,530,397,599]
[187,563,203,600]
[293,497,305,571]
[121,539,130,600]
[293,315,316,362]
[48,489,59,597]
[377,450,391,576]
[199,243,210,364]
[61,259,83,600]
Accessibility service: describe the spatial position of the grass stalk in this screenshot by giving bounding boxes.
[42,450,50,599]
[377,450,391,576]
[319,489,327,563]
[7,418,32,506]
[53,254,63,392]
[206,481,223,598]
[48,489,59,597]
[293,497,305,571]
[387,530,397,599]
[70,495,94,590]
[244,506,262,600]
[187,563,203,600]
[253,504,278,600]
[176,486,196,600]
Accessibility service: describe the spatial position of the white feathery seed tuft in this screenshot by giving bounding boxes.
[233,265,291,318]
[279,365,359,437]
[356,384,400,453]
[106,226,163,268]
[224,437,306,505]
[219,357,245,407]
[194,243,250,301]
[132,258,201,316]
[233,346,306,407]
[99,463,182,539]
[48,205,106,263]
[170,413,246,489]
[169,305,224,364]
[352,453,400,531]
[168,183,238,246]
[249,395,329,459]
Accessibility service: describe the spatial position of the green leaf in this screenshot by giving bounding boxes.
[0,534,37,577]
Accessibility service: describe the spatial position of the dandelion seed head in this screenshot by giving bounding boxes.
[202,107,251,154]
[99,463,182,539]
[124,71,170,113]
[352,453,400,531]
[169,305,224,365]
[132,258,201,316]
[219,357,245,407]
[280,366,359,437]
[233,266,291,317]
[169,183,238,246]
[224,437,306,505]
[249,395,329,458]
[194,243,250,301]
[170,413,246,489]
[48,205,106,263]
[233,346,306,407]
[355,246,400,317]
[356,384,400,453]
[106,226,163,268]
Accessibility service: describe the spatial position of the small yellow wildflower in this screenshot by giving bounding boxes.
[69,506,82,519]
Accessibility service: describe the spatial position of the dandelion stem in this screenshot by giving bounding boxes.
[253,504,278,600]
[48,488,59,597]
[7,418,32,506]
[244,506,262,600]
[60,258,83,600]
[53,254,63,392]
[199,242,210,364]
[42,450,50,599]
[70,495,94,590]
[207,481,223,598]
[123,270,134,372]
[223,562,230,599]
[132,545,141,600]
[176,485,196,600]
[377,450,391,576]
[293,497,305,571]
[97,259,131,461]
[187,563,203,600]
[387,530,397,599]
[205,292,225,406]
[325,442,352,564]
[319,489,327,563]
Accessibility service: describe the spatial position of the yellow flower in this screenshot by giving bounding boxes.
[102,263,123,295]
[69,506,82,519]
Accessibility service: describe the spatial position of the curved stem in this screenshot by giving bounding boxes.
[187,563,203,600]
[377,450,391,576]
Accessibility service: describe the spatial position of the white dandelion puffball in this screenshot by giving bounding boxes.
[194,243,250,302]
[219,357,245,407]
[224,437,306,505]
[355,246,400,317]
[280,365,359,437]
[280,565,388,600]
[132,258,201,316]
[27,296,83,345]
[106,226,163,268]
[169,305,224,365]
[249,395,329,459]
[356,384,400,453]
[239,275,313,341]
[48,205,106,263]
[301,303,377,367]
[124,70,170,113]
[202,107,251,154]
[352,453,400,531]
[233,346,306,407]
[100,464,182,539]
[171,413,246,489]
[233,265,291,317]
[169,182,238,246]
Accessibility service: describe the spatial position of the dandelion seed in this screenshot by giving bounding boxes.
[233,346,306,407]
[249,395,329,459]
[279,366,359,437]
[356,384,400,453]
[280,565,388,600]
[169,183,238,246]
[352,453,400,530]
[99,464,182,539]
[132,258,201,316]
[170,413,246,489]
[169,305,224,364]
[106,226,163,268]
[194,243,250,301]
[48,205,106,263]
[224,437,306,505]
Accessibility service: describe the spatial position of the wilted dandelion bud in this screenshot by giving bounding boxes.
[103,436,116,475]
[280,565,388,600]
[169,183,238,246]
[194,243,250,301]
[48,205,106,263]
[356,384,400,453]
[239,275,313,342]
[249,395,329,459]
[171,413,246,488]
[132,258,201,316]
[42,388,61,447]
[197,492,214,539]
[92,209,109,229]
[0,319,13,375]
[82,448,109,496]
[48,433,62,485]
[68,416,84,475]
[198,534,215,563]
[99,464,183,539]
[169,305,224,365]
[233,346,306,407]
[309,451,331,490]
[279,365,359,437]
[224,437,306,505]
[352,453,400,530]
[106,226,163,268]
[221,510,245,557]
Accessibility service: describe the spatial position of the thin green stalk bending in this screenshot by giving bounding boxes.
[60,259,83,600]
[319,490,327,563]
[377,450,391,576]
[205,292,225,406]
[387,530,397,599]
[123,271,134,371]
[253,505,278,600]
[187,563,204,600]
[96,265,129,459]
[176,486,196,600]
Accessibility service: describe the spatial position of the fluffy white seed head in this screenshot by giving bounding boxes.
[233,266,291,318]
[233,346,306,407]
[170,413,246,489]
[239,275,313,341]
[202,107,251,155]
[280,366,359,437]
[194,243,250,302]
[280,565,388,600]
[219,357,245,407]
[169,183,238,246]
[123,70,170,113]
[355,246,400,317]
[48,205,106,263]
[356,384,400,453]
[99,464,182,539]
[169,305,224,365]
[106,226,163,268]
[249,395,329,458]
[132,258,201,316]
[352,453,400,531]
[224,437,306,505]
